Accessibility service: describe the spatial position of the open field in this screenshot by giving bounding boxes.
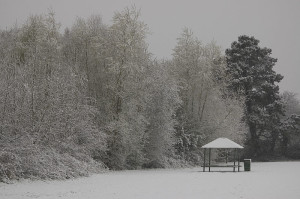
[1,162,300,199]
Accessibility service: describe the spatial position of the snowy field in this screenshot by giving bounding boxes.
[1,162,300,199]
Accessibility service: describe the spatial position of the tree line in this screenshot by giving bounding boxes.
[0,7,299,182]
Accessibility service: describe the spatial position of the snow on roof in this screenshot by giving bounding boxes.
[201,137,244,149]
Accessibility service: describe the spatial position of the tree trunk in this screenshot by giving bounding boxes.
[280,133,289,156]
[249,122,260,156]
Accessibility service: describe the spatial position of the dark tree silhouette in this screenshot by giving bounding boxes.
[225,35,284,157]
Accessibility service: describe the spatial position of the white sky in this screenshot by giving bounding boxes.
[0,0,299,96]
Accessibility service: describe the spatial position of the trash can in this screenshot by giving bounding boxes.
[244,159,251,171]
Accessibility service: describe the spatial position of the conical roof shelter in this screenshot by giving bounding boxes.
[201,137,243,149]
[201,137,244,172]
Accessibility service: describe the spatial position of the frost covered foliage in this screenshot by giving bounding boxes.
[143,61,182,168]
[0,147,105,182]
[279,92,300,158]
[172,29,246,164]
[1,8,273,181]
[0,12,107,182]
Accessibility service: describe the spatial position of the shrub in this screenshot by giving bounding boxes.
[0,146,107,183]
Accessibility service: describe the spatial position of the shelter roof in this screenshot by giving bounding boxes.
[201,137,243,149]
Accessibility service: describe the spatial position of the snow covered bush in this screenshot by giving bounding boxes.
[0,146,107,182]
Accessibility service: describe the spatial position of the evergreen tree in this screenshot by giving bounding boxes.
[225,35,284,157]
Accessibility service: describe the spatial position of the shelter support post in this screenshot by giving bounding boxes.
[203,148,206,172]
[233,149,236,172]
[238,149,240,172]
[209,148,211,172]
[226,150,228,164]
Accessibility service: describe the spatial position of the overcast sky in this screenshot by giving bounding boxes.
[1,0,299,96]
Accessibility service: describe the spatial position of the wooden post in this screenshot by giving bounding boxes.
[233,149,236,172]
[203,148,206,172]
[226,150,228,164]
[238,149,240,172]
[209,148,211,172]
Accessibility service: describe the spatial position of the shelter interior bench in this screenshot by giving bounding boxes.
[201,164,242,168]
[201,164,242,172]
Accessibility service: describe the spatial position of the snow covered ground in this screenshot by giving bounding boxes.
[1,161,300,199]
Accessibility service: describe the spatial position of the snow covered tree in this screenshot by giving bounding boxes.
[0,12,107,181]
[62,8,182,169]
[172,29,246,164]
[104,6,151,169]
[279,92,300,157]
[143,61,181,168]
[225,35,284,157]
